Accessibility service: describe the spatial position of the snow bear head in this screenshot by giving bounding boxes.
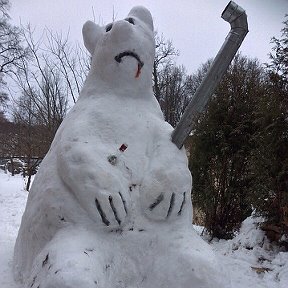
[82,6,155,95]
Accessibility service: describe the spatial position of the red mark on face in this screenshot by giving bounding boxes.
[119,143,128,152]
[135,63,142,78]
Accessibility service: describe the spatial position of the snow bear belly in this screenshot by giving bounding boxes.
[54,96,166,228]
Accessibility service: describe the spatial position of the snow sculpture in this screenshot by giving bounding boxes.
[14,6,226,288]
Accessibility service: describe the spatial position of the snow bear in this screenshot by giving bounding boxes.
[13,6,226,288]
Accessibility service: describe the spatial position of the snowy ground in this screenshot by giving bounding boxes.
[0,171,28,288]
[0,170,287,287]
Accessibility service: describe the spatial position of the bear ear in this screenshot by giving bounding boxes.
[82,20,102,55]
[128,6,154,31]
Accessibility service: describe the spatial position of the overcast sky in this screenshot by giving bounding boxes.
[10,0,288,74]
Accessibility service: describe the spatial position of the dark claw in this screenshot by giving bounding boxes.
[166,193,175,218]
[30,275,37,288]
[149,193,164,210]
[109,196,121,225]
[119,192,128,214]
[95,198,110,226]
[42,254,49,267]
[178,192,186,216]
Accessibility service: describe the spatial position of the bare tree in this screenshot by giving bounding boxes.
[12,67,68,190]
[0,0,28,95]
[185,59,213,97]
[0,117,18,158]
[12,92,46,190]
[153,32,179,102]
[9,26,88,188]
[157,64,190,127]
[12,24,89,146]
[14,25,89,105]
[0,89,8,115]
[45,30,90,103]
[13,65,68,149]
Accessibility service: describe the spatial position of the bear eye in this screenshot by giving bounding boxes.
[125,17,135,25]
[106,23,113,32]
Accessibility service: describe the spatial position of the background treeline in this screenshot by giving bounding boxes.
[0,0,287,245]
[189,17,288,244]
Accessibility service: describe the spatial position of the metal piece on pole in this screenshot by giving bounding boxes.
[171,1,248,149]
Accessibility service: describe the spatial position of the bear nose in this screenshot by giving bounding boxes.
[107,20,134,42]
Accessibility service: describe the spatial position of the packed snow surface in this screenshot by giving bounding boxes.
[1,171,288,287]
[0,172,27,288]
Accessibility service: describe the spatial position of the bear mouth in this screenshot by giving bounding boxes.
[114,51,145,78]
[114,51,144,68]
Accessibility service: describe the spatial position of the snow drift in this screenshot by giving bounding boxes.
[13,6,226,288]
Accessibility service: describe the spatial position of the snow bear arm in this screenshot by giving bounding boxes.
[57,140,129,227]
[140,131,192,222]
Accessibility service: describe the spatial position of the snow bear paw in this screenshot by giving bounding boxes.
[94,191,128,227]
[140,168,190,221]
[143,191,187,221]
